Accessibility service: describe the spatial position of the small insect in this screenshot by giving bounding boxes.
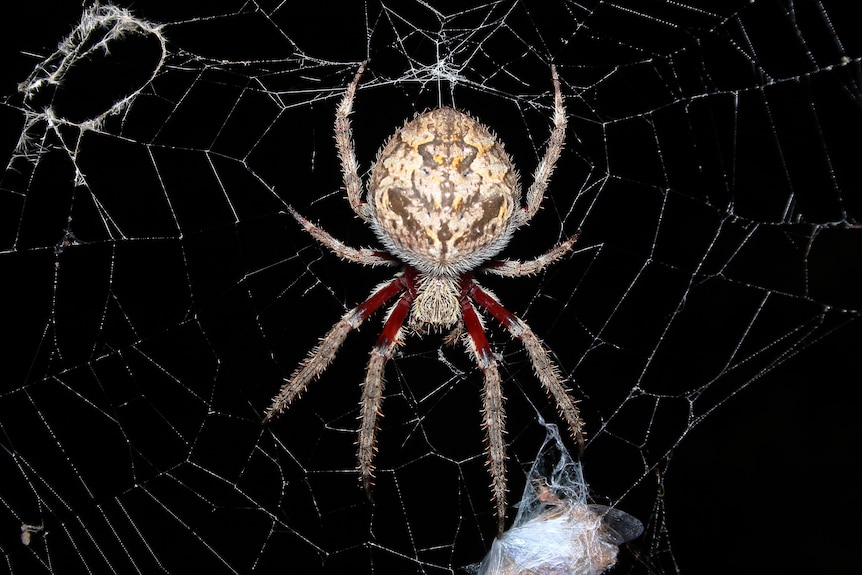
[264,62,583,532]
[536,481,644,546]
[479,482,643,575]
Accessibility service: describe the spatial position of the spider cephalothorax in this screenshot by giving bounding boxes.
[264,62,584,533]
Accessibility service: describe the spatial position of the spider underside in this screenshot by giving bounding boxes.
[264,63,584,534]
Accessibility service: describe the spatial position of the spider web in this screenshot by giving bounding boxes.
[1,1,860,573]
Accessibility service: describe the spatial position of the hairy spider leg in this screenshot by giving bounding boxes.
[470,283,585,453]
[459,275,508,534]
[263,274,408,423]
[286,206,396,267]
[357,274,416,494]
[334,61,372,222]
[519,64,567,228]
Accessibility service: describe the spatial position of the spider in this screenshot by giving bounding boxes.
[264,62,584,533]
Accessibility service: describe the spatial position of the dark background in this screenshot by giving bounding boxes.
[1,1,860,573]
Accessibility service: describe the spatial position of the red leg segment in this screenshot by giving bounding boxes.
[356,269,417,494]
[356,269,414,321]
[460,276,508,533]
[461,277,494,369]
[468,283,517,328]
[264,271,412,423]
[470,281,585,452]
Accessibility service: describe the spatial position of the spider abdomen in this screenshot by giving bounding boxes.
[369,107,520,275]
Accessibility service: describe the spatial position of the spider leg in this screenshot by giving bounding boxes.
[263,274,408,423]
[519,65,567,228]
[460,282,508,535]
[357,284,415,495]
[288,206,396,267]
[334,61,373,223]
[483,234,578,277]
[470,282,585,452]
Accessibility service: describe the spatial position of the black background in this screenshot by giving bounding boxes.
[1,1,860,573]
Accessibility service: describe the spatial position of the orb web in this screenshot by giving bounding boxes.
[1,1,859,573]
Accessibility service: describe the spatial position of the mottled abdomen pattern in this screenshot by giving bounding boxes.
[369,108,520,275]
